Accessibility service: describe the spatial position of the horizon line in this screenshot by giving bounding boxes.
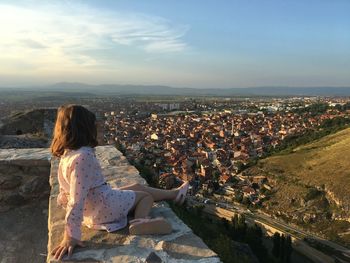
[1,82,350,90]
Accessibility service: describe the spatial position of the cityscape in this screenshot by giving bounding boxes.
[1,0,350,263]
[1,90,350,262]
[102,96,350,261]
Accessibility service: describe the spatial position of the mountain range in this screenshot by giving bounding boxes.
[1,82,350,96]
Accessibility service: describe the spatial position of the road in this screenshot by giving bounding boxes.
[188,197,350,263]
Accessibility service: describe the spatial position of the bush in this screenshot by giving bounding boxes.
[305,188,322,201]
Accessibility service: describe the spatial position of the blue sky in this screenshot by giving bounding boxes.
[0,0,349,88]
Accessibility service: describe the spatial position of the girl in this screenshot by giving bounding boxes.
[50,105,189,261]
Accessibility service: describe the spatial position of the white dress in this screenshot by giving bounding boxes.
[57,146,136,240]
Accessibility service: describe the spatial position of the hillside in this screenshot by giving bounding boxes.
[245,128,350,245]
[0,109,56,148]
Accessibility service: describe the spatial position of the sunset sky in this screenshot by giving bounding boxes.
[0,0,349,88]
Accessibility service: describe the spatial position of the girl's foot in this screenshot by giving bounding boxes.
[129,217,172,235]
[174,181,189,205]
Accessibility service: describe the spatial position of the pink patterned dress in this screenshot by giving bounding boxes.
[57,146,136,240]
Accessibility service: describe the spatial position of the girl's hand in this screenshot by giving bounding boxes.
[51,231,85,260]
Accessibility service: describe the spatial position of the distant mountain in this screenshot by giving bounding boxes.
[1,82,350,96]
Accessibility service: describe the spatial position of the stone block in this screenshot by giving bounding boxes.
[3,193,24,206]
[0,148,51,166]
[0,149,51,211]
[20,176,50,199]
[0,175,22,189]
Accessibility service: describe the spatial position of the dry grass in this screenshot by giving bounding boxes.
[245,128,350,244]
[260,128,350,205]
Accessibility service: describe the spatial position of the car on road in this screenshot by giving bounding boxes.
[204,199,212,204]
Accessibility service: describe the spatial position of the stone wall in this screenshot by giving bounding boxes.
[0,148,51,212]
[47,146,221,263]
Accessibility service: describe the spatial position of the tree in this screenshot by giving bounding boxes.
[242,196,251,205]
[238,214,246,227]
[244,224,269,261]
[235,161,244,172]
[235,193,243,203]
[221,217,229,230]
[231,214,239,231]
[285,235,293,263]
[194,205,204,216]
[280,234,286,263]
[254,224,263,239]
[272,233,281,258]
[213,170,221,181]
[238,214,247,238]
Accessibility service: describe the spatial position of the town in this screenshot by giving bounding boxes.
[2,93,350,262]
[103,96,350,209]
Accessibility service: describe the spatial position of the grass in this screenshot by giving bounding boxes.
[245,128,350,246]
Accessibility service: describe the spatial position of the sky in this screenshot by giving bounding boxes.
[0,0,349,88]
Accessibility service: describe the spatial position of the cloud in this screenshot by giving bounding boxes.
[20,39,47,49]
[0,2,189,72]
[106,14,189,53]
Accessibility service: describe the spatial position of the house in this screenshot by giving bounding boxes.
[219,174,231,185]
[243,186,256,197]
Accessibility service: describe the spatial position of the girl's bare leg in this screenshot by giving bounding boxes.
[120,183,180,202]
[128,191,172,235]
[130,191,154,218]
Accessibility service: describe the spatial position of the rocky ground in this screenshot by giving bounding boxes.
[0,198,48,263]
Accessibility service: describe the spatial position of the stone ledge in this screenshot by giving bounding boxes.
[0,148,51,166]
[0,148,51,212]
[47,146,221,263]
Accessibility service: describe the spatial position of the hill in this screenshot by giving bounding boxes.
[0,108,56,136]
[0,109,56,148]
[245,128,350,245]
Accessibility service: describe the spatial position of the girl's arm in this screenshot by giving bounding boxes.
[52,153,93,260]
[65,153,93,240]
[57,162,68,207]
[57,187,68,207]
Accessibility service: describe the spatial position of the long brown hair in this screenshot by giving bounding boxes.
[50,105,98,157]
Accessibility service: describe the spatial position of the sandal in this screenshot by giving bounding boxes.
[174,181,189,205]
[129,217,172,235]
[129,216,151,225]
